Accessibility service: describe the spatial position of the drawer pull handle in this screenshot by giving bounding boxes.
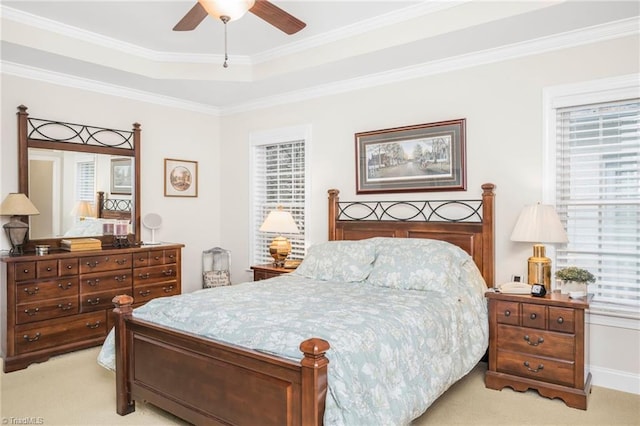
[66,265,73,269]
[523,361,544,373]
[24,308,40,316]
[114,275,128,282]
[138,257,146,261]
[58,303,73,311]
[116,258,128,265]
[86,321,101,329]
[154,256,161,260]
[23,332,41,342]
[86,261,99,268]
[163,269,174,276]
[139,289,151,297]
[88,279,100,287]
[504,310,511,317]
[557,317,564,324]
[24,287,40,295]
[163,285,174,293]
[46,266,52,271]
[23,269,30,274]
[58,282,73,290]
[168,254,175,259]
[524,335,544,346]
[138,273,150,279]
[530,313,537,320]
[87,298,101,306]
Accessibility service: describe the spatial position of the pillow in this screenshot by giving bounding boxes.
[366,237,471,292]
[294,240,376,282]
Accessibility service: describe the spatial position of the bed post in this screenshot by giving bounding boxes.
[328,189,339,241]
[112,295,135,416]
[481,183,495,286]
[299,338,330,426]
[97,191,105,219]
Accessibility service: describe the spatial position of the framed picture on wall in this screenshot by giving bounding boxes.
[164,158,198,197]
[110,158,132,195]
[355,119,466,194]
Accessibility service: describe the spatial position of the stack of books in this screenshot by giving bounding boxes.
[60,238,102,251]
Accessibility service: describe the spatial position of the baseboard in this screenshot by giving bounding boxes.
[590,364,640,395]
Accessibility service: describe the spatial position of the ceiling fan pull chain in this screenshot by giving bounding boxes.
[221,15,230,68]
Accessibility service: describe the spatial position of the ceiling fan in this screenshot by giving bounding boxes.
[174,0,306,34]
[174,0,306,67]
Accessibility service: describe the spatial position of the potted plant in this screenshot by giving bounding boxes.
[555,266,595,296]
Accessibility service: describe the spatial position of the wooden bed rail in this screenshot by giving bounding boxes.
[112,295,330,425]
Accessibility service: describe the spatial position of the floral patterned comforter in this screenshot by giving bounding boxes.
[98,238,488,426]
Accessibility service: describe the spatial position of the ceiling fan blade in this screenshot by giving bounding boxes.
[250,0,306,35]
[173,2,209,31]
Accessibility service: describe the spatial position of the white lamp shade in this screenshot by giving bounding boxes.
[198,0,256,21]
[259,207,299,234]
[510,204,568,243]
[71,200,94,217]
[0,193,40,216]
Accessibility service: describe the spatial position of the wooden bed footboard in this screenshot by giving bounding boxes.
[112,295,330,426]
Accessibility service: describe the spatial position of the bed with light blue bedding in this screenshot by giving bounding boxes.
[98,237,488,425]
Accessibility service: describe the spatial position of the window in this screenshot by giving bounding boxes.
[250,126,311,265]
[76,159,95,202]
[544,75,639,317]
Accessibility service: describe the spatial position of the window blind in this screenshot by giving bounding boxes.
[76,160,95,203]
[252,140,306,265]
[555,99,640,314]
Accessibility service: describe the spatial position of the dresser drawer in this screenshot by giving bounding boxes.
[549,307,575,333]
[80,270,132,293]
[15,311,107,355]
[16,296,79,324]
[497,324,575,360]
[522,303,546,330]
[16,278,79,304]
[59,258,79,276]
[495,300,520,326]
[79,254,132,273]
[36,259,58,279]
[148,249,178,266]
[497,350,576,387]
[80,288,131,313]
[134,264,177,285]
[134,282,180,304]
[14,262,36,281]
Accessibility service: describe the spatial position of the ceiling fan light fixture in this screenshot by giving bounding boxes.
[198,0,256,22]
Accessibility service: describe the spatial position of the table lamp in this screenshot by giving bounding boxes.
[259,206,299,267]
[71,200,94,220]
[0,193,41,255]
[510,203,568,291]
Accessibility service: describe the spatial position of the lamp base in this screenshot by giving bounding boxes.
[3,216,29,256]
[527,244,552,292]
[269,236,291,268]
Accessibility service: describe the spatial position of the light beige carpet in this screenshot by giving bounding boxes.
[1,347,638,425]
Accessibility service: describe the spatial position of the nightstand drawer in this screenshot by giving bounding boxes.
[497,350,575,387]
[497,324,575,360]
[522,303,546,329]
[495,300,520,325]
[549,307,575,333]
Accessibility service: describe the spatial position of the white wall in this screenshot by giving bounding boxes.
[218,35,640,393]
[0,74,222,292]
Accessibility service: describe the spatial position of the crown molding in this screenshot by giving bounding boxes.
[0,61,221,116]
[224,17,639,115]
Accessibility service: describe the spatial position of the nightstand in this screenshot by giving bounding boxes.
[485,291,592,410]
[251,264,294,281]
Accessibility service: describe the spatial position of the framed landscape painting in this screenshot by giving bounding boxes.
[355,119,466,194]
[164,158,198,197]
[110,158,132,195]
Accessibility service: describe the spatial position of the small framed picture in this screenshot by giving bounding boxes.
[164,158,198,197]
[110,157,132,195]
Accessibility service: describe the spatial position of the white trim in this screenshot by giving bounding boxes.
[587,311,640,330]
[589,364,640,395]
[0,61,220,116]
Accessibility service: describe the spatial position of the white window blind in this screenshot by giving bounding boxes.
[555,98,639,314]
[251,139,307,265]
[76,160,95,202]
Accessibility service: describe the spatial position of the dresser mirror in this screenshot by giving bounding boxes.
[17,105,141,250]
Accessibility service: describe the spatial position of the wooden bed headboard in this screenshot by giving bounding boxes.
[97,191,132,221]
[328,183,495,286]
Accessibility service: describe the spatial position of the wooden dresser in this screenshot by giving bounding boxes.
[485,291,591,409]
[1,243,183,372]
